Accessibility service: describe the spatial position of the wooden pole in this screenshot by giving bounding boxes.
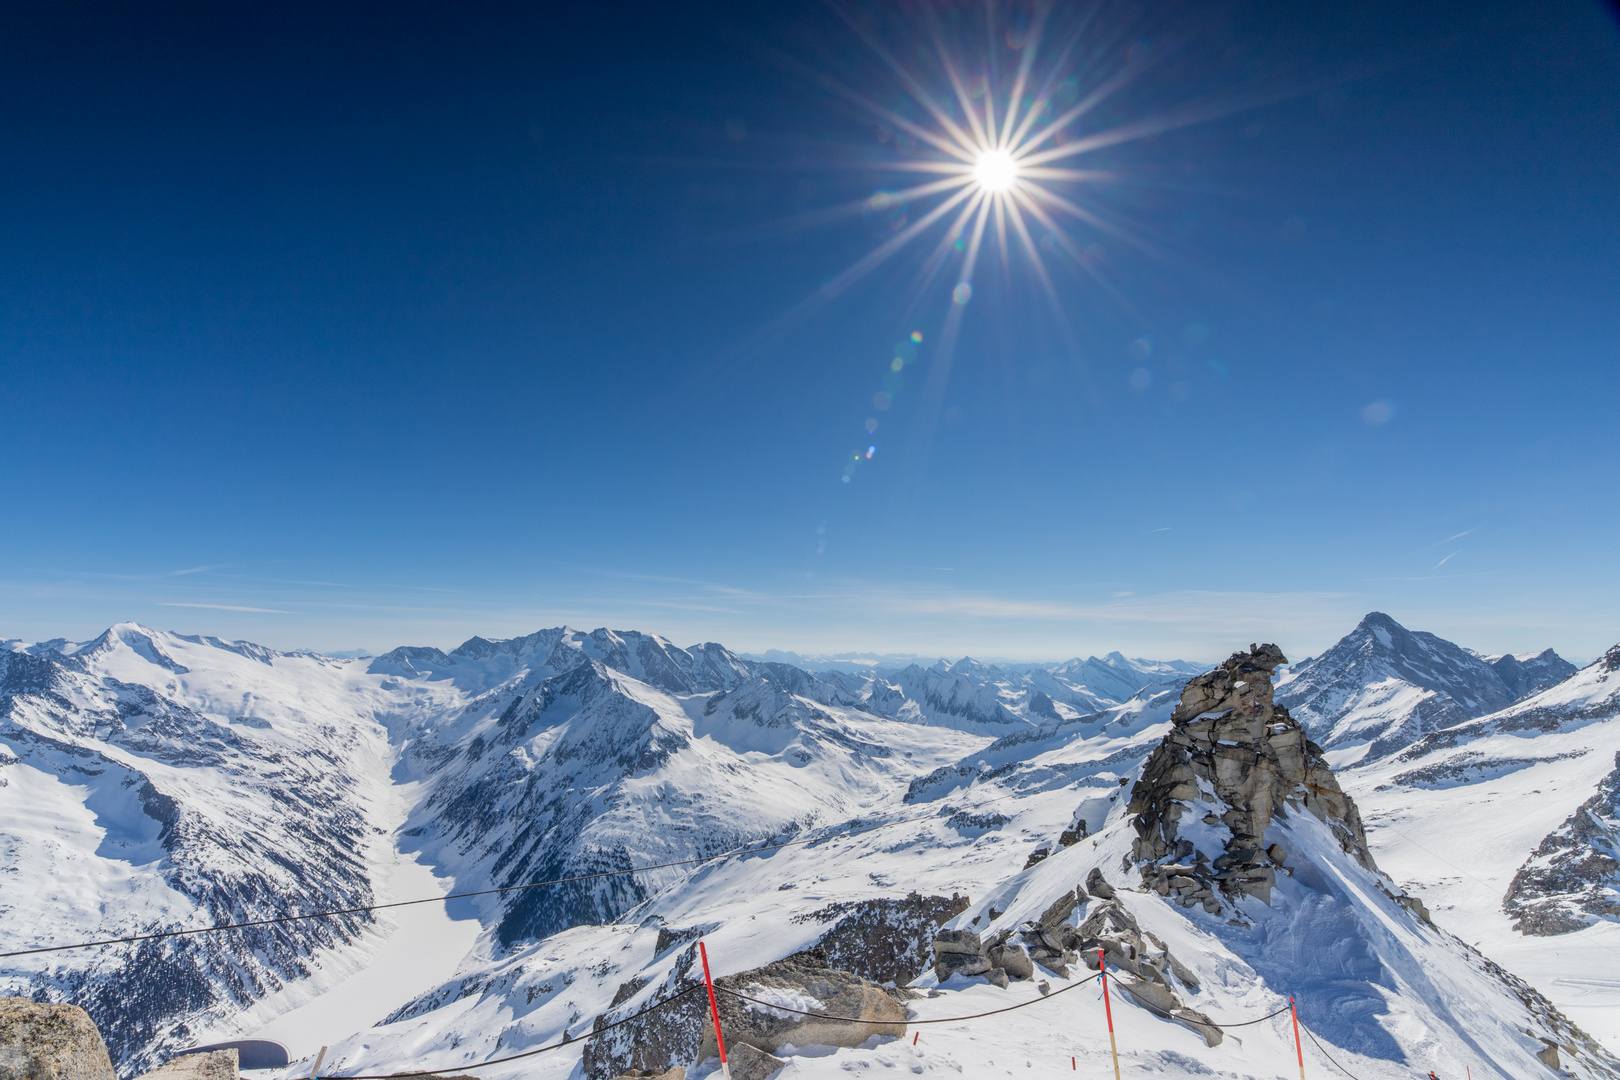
[1290,997,1306,1080]
[699,941,732,1080]
[309,1047,327,1080]
[1098,949,1121,1080]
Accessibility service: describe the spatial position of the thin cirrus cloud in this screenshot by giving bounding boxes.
[156,602,292,614]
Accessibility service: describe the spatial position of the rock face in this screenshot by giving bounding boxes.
[0,999,116,1080]
[1128,645,1375,913]
[791,894,969,986]
[696,951,906,1063]
[130,1050,237,1080]
[1503,751,1620,934]
[1069,893,1219,1047]
[582,949,904,1080]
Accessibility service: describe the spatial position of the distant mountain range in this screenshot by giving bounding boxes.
[4,615,1618,1080]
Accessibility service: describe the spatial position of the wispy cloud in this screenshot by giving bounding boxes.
[157,602,291,614]
[168,565,221,577]
[1440,529,1475,544]
[1434,552,1459,569]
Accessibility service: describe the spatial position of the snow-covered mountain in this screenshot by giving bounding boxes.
[0,626,408,1067]
[1276,611,1574,765]
[5,620,1616,1080]
[0,624,1194,1071]
[1343,641,1620,1051]
[295,644,1620,1080]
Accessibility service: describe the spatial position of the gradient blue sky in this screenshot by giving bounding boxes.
[2,0,1618,662]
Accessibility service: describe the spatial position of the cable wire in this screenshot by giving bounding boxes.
[1302,1023,1366,1080]
[1,795,1019,960]
[1200,1003,1292,1028]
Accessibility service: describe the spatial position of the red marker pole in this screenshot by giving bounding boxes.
[1290,996,1306,1080]
[699,942,732,1080]
[1098,949,1121,1080]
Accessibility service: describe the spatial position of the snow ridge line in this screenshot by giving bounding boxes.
[0,795,1021,959]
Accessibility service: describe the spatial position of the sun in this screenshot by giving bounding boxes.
[972,149,1018,193]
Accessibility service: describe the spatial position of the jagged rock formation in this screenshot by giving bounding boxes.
[928,869,1217,1047]
[1503,751,1620,934]
[1073,892,1221,1047]
[0,999,116,1080]
[1128,644,1375,913]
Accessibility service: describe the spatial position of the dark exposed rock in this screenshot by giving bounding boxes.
[583,949,902,1080]
[1022,847,1051,870]
[1126,645,1375,914]
[1503,752,1620,935]
[792,894,969,986]
[1084,868,1115,900]
[695,951,906,1063]
[1036,891,1078,928]
[0,999,116,1080]
[724,1043,784,1080]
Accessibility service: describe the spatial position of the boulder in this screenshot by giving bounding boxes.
[609,1069,684,1080]
[725,1043,785,1080]
[934,952,991,980]
[695,951,907,1063]
[131,1050,238,1080]
[1085,868,1116,900]
[987,944,1034,981]
[930,930,982,956]
[0,999,116,1080]
[1036,891,1078,928]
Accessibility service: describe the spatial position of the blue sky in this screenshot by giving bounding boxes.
[2,1,1618,662]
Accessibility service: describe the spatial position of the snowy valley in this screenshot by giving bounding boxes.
[3,616,1618,1080]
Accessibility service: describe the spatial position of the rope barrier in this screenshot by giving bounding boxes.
[1199,1003,1293,1028]
[0,795,1020,960]
[319,973,1305,1079]
[1302,1023,1367,1080]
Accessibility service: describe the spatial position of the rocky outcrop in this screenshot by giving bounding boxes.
[1127,645,1374,914]
[129,1050,237,1080]
[1503,752,1620,935]
[1066,890,1219,1047]
[791,893,969,985]
[582,949,903,1080]
[0,999,116,1080]
[697,951,906,1062]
